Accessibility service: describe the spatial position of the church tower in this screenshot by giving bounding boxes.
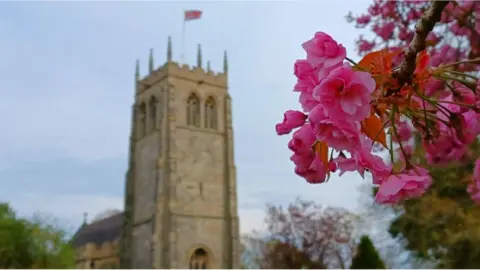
[120,38,241,269]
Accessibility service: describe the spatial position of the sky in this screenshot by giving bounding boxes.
[0,0,375,235]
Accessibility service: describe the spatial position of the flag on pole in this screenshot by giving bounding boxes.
[184,10,202,21]
[181,9,202,63]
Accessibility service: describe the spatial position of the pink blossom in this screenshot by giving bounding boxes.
[290,152,313,169]
[424,77,444,96]
[357,38,376,54]
[407,9,421,20]
[435,95,460,123]
[375,167,432,204]
[356,15,371,25]
[452,82,476,113]
[394,120,412,143]
[450,22,472,36]
[288,124,316,155]
[474,158,480,181]
[467,159,480,203]
[299,91,319,113]
[313,64,375,122]
[459,110,480,144]
[276,110,307,135]
[358,155,391,185]
[398,27,414,42]
[373,22,395,41]
[294,153,327,184]
[302,32,346,69]
[333,137,391,184]
[287,124,329,184]
[476,79,480,102]
[441,2,457,23]
[293,60,319,93]
[424,133,468,165]
[328,160,337,172]
[309,105,362,152]
[426,32,441,44]
[290,151,328,184]
[334,154,365,177]
[430,45,460,67]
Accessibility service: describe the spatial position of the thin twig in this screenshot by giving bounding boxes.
[393,0,450,85]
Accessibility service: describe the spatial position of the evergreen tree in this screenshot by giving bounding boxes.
[350,235,386,269]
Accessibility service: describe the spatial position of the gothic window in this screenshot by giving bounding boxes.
[187,93,200,127]
[204,96,217,129]
[189,248,208,269]
[149,96,158,131]
[138,102,146,138]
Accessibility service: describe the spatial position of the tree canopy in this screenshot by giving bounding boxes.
[0,203,76,269]
[243,198,358,269]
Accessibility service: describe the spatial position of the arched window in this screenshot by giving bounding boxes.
[149,96,158,131]
[137,102,146,138]
[187,93,200,127]
[189,248,208,269]
[204,96,217,129]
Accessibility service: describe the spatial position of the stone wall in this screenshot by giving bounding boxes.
[75,241,120,269]
[132,222,152,268]
[133,134,159,223]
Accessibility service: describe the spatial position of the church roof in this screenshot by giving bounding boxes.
[71,212,124,247]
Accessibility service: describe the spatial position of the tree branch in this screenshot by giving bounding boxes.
[394,0,450,85]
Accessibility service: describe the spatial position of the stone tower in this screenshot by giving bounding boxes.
[120,38,241,269]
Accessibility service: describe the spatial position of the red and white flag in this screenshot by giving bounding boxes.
[184,10,202,21]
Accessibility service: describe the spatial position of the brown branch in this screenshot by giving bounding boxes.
[394,0,450,85]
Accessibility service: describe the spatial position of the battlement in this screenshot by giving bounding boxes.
[135,37,229,94]
[138,61,227,93]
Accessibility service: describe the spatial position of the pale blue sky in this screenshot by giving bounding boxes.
[0,0,373,234]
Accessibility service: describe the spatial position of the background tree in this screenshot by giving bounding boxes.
[387,138,480,268]
[0,203,75,269]
[348,1,480,267]
[244,198,358,269]
[0,203,34,268]
[350,235,386,269]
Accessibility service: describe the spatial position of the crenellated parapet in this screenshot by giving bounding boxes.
[138,62,227,93]
[135,36,228,93]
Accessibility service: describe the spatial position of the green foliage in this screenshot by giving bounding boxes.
[0,204,34,268]
[387,137,480,268]
[0,203,75,269]
[350,235,386,269]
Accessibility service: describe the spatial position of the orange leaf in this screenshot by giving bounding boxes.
[313,140,329,171]
[415,50,430,72]
[356,49,402,89]
[361,113,388,148]
[357,49,399,74]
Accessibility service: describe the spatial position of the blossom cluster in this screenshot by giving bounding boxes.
[346,0,480,203]
[348,0,480,67]
[275,32,438,204]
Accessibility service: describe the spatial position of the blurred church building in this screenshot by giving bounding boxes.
[71,37,241,269]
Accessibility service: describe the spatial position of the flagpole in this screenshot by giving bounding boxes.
[181,11,186,64]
